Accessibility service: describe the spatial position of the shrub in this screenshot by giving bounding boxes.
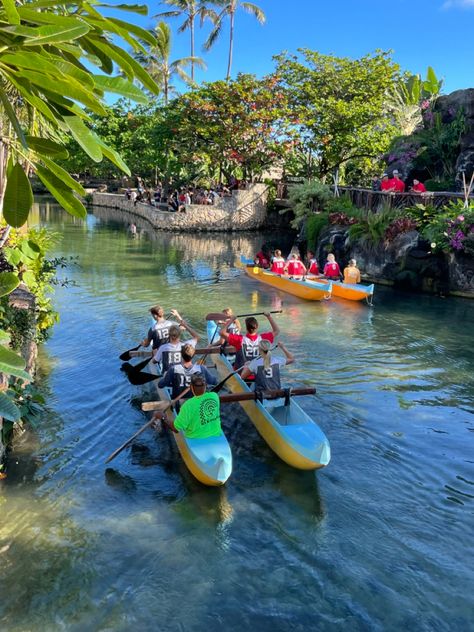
[285,180,332,228]
[328,212,358,226]
[421,200,474,253]
[348,208,398,249]
[384,217,419,242]
[307,213,330,249]
[424,179,455,192]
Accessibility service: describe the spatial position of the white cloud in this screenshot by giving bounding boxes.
[443,0,474,8]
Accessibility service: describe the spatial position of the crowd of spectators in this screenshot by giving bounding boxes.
[124,176,248,212]
[371,171,427,194]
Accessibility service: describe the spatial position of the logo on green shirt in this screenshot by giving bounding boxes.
[200,398,219,426]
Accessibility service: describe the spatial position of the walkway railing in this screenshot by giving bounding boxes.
[336,187,469,212]
[275,183,470,212]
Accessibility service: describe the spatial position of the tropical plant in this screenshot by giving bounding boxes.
[385,67,443,136]
[384,216,419,243]
[155,0,216,81]
[307,213,330,250]
[0,1,159,231]
[204,0,266,80]
[348,208,398,249]
[275,49,400,180]
[163,73,288,180]
[285,180,332,228]
[135,21,206,104]
[421,201,474,253]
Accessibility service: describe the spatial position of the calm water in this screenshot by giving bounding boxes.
[1,200,473,631]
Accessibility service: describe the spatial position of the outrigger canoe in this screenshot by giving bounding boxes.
[153,367,232,486]
[206,321,330,470]
[240,257,332,301]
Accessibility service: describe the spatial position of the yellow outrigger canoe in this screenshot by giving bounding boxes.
[241,257,332,301]
[153,373,232,486]
[207,322,331,470]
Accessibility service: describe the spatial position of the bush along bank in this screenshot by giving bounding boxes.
[0,226,72,476]
[287,181,474,297]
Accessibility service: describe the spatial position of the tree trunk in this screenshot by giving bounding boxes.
[226,11,234,81]
[190,16,195,81]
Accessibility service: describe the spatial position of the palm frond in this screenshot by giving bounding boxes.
[203,14,226,51]
[241,2,266,23]
[177,15,193,33]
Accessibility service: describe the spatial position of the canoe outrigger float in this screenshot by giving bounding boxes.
[153,369,233,487]
[240,256,332,301]
[206,322,331,470]
[308,277,374,303]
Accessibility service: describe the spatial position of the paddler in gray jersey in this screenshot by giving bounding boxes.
[158,343,216,400]
[142,306,182,351]
[240,340,294,395]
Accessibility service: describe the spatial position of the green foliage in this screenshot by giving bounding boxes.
[286,180,332,227]
[421,200,474,253]
[0,0,160,226]
[274,49,400,179]
[163,73,290,180]
[2,226,61,340]
[348,208,398,249]
[404,203,438,229]
[424,179,455,192]
[307,213,329,249]
[325,195,357,215]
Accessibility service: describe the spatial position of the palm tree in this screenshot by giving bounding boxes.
[135,22,206,104]
[155,0,216,81]
[204,0,265,81]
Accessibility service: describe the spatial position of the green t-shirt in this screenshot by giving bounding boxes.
[173,392,222,439]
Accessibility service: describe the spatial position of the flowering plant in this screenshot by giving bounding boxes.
[328,212,358,226]
[421,201,474,253]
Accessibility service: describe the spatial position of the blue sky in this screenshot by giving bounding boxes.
[114,0,473,94]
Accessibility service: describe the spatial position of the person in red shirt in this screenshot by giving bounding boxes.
[380,174,392,192]
[306,251,319,275]
[323,253,342,280]
[270,249,286,275]
[220,312,280,371]
[410,179,427,193]
[389,170,405,193]
[254,244,270,269]
[284,253,307,277]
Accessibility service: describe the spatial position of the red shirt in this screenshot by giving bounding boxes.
[228,331,274,352]
[287,260,306,275]
[255,251,270,269]
[308,259,319,275]
[390,177,405,192]
[412,182,426,193]
[323,262,341,278]
[271,258,285,274]
[380,179,392,191]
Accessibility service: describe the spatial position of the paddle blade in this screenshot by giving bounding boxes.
[127,371,160,386]
[141,400,171,412]
[121,362,161,385]
[205,312,227,321]
[119,344,141,361]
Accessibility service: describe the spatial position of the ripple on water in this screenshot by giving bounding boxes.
[1,207,473,631]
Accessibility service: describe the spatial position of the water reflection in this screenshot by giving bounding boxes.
[1,199,471,631]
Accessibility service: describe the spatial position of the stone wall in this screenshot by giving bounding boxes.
[91,183,269,232]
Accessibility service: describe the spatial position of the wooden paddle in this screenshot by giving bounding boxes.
[141,387,316,411]
[205,309,282,321]
[106,388,191,463]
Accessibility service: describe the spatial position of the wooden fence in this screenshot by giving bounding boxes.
[275,183,470,212]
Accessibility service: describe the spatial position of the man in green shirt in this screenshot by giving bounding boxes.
[164,373,223,440]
